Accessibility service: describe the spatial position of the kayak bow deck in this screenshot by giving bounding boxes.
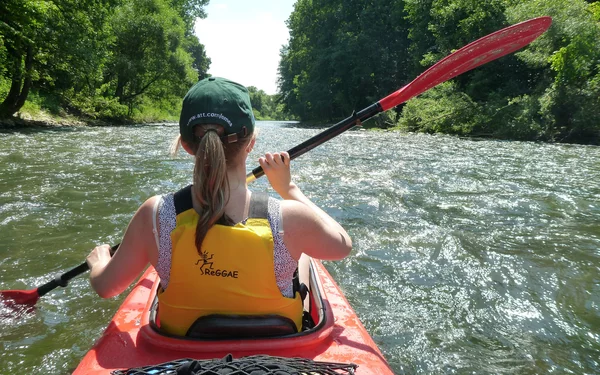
[74,259,394,374]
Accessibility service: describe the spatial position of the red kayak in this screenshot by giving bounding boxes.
[73,259,395,374]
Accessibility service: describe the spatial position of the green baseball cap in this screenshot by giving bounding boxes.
[179,77,255,144]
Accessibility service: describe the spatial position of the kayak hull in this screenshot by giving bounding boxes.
[74,260,394,374]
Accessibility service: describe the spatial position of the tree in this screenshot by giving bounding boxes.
[278,0,411,123]
[170,0,209,27]
[399,0,600,143]
[1,0,48,117]
[104,0,197,112]
[506,0,600,143]
[185,35,211,81]
[1,0,210,121]
[0,0,119,118]
[247,86,294,120]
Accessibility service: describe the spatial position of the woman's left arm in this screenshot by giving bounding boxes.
[86,196,160,298]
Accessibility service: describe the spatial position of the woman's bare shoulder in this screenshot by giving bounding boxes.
[279,200,351,261]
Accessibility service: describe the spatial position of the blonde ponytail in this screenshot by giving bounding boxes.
[192,130,230,254]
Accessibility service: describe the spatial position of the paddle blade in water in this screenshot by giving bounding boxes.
[0,289,40,307]
[0,244,117,311]
[379,16,552,111]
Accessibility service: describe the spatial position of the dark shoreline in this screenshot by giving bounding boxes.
[0,114,176,131]
[0,115,109,130]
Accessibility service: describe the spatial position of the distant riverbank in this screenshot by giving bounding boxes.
[3,110,598,148]
[0,110,174,131]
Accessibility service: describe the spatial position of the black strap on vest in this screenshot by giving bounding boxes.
[172,185,269,220]
[173,185,194,215]
[247,191,269,219]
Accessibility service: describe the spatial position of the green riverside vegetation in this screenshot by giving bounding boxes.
[0,0,291,124]
[279,0,600,144]
[2,0,599,144]
[247,86,297,121]
[1,0,211,123]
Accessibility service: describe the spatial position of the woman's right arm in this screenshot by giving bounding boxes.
[258,152,352,261]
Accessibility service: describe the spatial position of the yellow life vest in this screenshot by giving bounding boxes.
[157,186,303,336]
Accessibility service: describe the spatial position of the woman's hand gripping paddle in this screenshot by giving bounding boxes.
[246,16,552,183]
[0,244,119,308]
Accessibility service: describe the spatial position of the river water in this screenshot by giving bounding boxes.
[0,121,598,374]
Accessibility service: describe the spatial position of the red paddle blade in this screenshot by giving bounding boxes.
[0,289,40,307]
[379,16,552,111]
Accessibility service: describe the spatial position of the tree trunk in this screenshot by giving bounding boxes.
[13,45,34,111]
[120,72,162,102]
[0,45,23,118]
[0,44,33,118]
[115,75,126,101]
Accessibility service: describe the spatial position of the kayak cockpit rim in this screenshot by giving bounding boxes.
[144,259,331,343]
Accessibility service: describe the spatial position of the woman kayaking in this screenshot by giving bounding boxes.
[85,77,352,336]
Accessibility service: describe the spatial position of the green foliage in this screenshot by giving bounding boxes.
[69,92,129,119]
[106,0,196,110]
[591,2,600,21]
[19,94,43,117]
[278,0,600,144]
[130,95,181,123]
[486,95,544,140]
[279,0,410,122]
[0,77,9,99]
[398,82,486,135]
[0,0,210,123]
[170,0,209,27]
[3,0,599,144]
[184,35,211,81]
[506,0,600,142]
[247,86,295,120]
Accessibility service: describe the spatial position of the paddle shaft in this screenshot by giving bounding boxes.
[37,244,119,297]
[246,103,383,183]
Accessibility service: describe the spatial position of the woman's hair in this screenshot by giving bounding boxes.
[172,127,253,255]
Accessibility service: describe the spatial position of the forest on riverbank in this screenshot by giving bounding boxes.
[279,0,600,144]
[1,0,212,123]
[2,0,599,143]
[0,0,291,124]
